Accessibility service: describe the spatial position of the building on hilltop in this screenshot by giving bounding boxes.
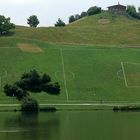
[108,2,126,14]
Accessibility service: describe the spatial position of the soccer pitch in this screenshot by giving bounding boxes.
[1,45,140,105]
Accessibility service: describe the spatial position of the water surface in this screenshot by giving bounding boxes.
[0,111,140,140]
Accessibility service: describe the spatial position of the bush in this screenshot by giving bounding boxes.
[80,12,87,18]
[21,97,39,112]
[40,107,56,112]
[69,15,76,23]
[87,6,102,16]
[55,18,65,27]
[74,14,81,20]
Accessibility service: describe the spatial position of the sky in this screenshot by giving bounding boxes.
[0,0,139,27]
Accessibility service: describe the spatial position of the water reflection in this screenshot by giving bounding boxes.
[0,112,60,140]
[0,111,140,140]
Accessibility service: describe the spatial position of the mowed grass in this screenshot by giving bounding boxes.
[1,43,140,104]
[12,12,140,46]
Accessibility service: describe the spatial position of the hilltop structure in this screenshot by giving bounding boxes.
[108,2,126,14]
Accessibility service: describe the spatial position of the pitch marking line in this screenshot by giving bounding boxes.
[1,103,140,107]
[121,62,128,87]
[60,48,69,101]
[117,70,123,79]
[0,76,2,89]
[55,71,75,81]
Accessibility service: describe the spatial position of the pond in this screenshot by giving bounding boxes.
[0,111,140,140]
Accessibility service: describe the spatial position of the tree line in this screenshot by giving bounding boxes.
[0,5,140,35]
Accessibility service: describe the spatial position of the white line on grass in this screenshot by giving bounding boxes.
[0,103,122,107]
[1,103,140,107]
[0,76,1,89]
[121,62,128,87]
[60,48,69,101]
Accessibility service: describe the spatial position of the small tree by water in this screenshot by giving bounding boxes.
[4,70,61,111]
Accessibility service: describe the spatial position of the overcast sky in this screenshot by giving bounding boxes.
[0,0,139,27]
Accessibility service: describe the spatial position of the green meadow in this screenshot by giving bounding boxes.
[0,12,140,108]
[1,42,140,105]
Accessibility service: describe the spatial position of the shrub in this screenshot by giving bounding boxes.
[80,12,87,18]
[74,14,81,20]
[21,97,39,112]
[87,6,102,16]
[55,18,65,27]
[69,15,76,23]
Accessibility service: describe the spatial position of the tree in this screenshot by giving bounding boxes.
[4,70,61,111]
[87,6,102,16]
[0,15,15,35]
[80,12,87,18]
[15,69,61,95]
[69,15,76,23]
[4,84,28,101]
[126,5,137,16]
[27,15,39,27]
[75,14,81,20]
[138,7,140,14]
[126,5,140,19]
[55,18,66,27]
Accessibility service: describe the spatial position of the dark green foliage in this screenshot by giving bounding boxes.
[4,84,28,101]
[4,70,60,111]
[40,107,56,112]
[41,74,51,84]
[126,5,140,19]
[43,82,61,95]
[69,15,76,23]
[75,14,81,20]
[113,105,140,111]
[138,7,140,14]
[15,70,60,95]
[21,97,39,111]
[16,70,42,92]
[0,15,15,35]
[80,12,87,18]
[127,5,137,16]
[69,14,81,23]
[87,6,102,16]
[27,15,39,27]
[55,18,66,27]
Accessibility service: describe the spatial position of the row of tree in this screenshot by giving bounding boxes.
[0,5,140,35]
[69,6,102,23]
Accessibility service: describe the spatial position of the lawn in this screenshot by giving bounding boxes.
[1,43,140,105]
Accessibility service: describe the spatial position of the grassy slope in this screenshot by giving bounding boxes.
[12,12,140,46]
[1,45,140,105]
[0,12,140,110]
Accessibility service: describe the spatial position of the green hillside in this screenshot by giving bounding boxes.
[11,12,140,46]
[0,12,140,110]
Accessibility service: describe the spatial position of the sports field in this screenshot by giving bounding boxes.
[1,43,140,106]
